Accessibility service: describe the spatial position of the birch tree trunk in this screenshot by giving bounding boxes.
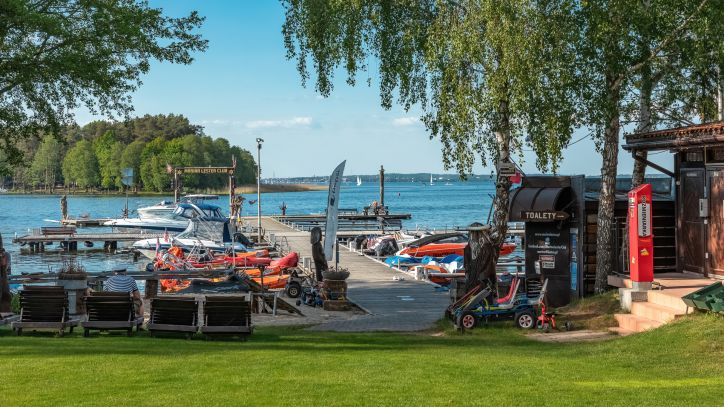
[632,42,654,187]
[491,100,512,250]
[464,224,497,293]
[594,79,622,293]
[718,62,724,121]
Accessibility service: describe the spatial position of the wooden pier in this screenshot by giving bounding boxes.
[12,231,162,252]
[273,213,412,232]
[261,217,450,332]
[60,218,112,227]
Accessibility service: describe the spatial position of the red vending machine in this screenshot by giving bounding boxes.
[628,183,654,289]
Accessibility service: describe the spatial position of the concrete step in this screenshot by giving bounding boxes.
[647,289,696,314]
[614,313,664,332]
[608,326,635,336]
[630,301,685,323]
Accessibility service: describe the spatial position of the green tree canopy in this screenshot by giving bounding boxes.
[140,137,168,192]
[30,135,63,188]
[282,0,579,248]
[572,0,718,292]
[62,140,98,188]
[0,0,208,169]
[120,140,146,188]
[94,131,124,189]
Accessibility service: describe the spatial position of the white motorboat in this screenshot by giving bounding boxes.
[136,194,219,221]
[106,201,226,232]
[132,217,246,260]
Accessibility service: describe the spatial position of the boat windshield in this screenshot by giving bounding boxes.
[138,207,177,221]
[175,219,229,243]
[173,203,226,220]
[202,207,224,218]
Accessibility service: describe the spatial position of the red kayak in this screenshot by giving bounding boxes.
[224,256,272,267]
[244,252,299,278]
[399,242,516,258]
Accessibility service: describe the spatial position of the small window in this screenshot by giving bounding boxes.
[709,148,724,162]
[685,150,704,162]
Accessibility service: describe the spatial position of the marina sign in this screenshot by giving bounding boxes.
[176,167,234,175]
[497,161,517,176]
[520,211,569,222]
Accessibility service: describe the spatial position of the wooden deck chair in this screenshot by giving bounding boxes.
[200,296,253,340]
[81,292,144,337]
[147,296,199,339]
[11,286,79,336]
[0,312,19,326]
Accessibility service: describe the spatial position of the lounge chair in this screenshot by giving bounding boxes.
[0,312,19,326]
[200,296,253,341]
[81,292,144,337]
[147,296,199,339]
[11,286,79,336]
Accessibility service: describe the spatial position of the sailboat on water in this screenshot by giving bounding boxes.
[430,174,434,186]
[357,176,362,186]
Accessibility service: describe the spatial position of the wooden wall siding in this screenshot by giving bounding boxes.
[582,199,676,295]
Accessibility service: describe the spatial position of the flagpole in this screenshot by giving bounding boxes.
[256,138,264,243]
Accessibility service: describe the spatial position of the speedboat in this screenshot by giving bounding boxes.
[132,216,246,260]
[136,194,219,220]
[106,201,225,232]
[396,232,516,258]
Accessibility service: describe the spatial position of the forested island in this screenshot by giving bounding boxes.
[0,114,257,193]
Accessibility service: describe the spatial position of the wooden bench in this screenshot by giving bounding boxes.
[81,292,144,337]
[200,296,253,341]
[41,226,76,236]
[11,286,79,336]
[362,205,389,215]
[147,296,199,339]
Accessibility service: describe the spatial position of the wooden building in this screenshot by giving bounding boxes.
[509,174,675,302]
[623,121,724,278]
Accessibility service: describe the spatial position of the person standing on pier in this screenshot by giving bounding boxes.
[104,268,144,317]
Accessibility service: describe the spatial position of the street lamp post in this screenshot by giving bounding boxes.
[256,138,264,243]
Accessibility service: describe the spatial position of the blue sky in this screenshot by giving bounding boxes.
[76,1,672,178]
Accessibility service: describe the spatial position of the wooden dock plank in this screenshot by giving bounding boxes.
[13,233,163,244]
[260,217,450,332]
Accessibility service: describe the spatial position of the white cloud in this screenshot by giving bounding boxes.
[245,116,313,129]
[392,116,420,127]
[200,119,243,126]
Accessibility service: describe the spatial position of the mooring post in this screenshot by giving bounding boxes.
[60,194,68,220]
[173,170,179,203]
[379,165,385,209]
[0,234,12,313]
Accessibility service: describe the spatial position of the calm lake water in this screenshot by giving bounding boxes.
[0,180,496,275]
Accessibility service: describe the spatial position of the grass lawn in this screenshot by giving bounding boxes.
[0,314,722,406]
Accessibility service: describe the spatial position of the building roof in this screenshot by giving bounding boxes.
[623,121,724,152]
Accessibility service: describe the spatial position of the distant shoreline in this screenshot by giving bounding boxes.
[0,183,326,197]
[236,183,327,193]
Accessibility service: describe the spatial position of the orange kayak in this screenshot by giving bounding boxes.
[419,264,453,285]
[245,267,281,278]
[252,275,289,289]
